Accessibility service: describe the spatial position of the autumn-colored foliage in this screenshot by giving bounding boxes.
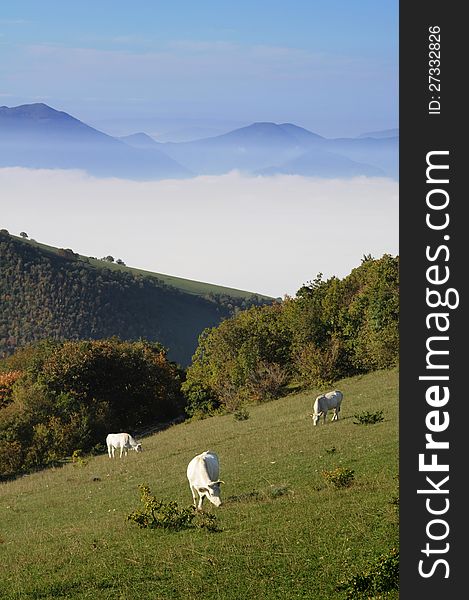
[0,338,184,479]
[0,370,22,408]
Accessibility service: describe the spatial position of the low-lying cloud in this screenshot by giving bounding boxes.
[0,168,398,297]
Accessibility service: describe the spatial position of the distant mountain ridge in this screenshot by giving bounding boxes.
[0,231,272,366]
[0,104,190,179]
[119,132,162,148]
[0,103,398,179]
[358,128,399,139]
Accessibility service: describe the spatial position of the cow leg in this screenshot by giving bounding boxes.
[190,485,198,508]
[197,493,204,510]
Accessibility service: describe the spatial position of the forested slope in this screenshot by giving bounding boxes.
[0,232,269,365]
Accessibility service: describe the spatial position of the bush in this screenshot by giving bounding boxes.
[127,485,220,532]
[353,410,384,425]
[322,467,355,488]
[183,255,399,414]
[294,336,344,387]
[0,440,23,479]
[71,449,89,467]
[336,547,399,599]
[233,407,250,421]
[0,339,184,479]
[183,381,220,419]
[246,361,289,402]
[0,371,22,409]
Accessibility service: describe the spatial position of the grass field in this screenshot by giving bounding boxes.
[0,368,398,600]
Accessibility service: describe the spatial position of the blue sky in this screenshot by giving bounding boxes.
[0,1,398,137]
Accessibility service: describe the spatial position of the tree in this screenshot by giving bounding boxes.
[19,232,28,239]
[0,338,185,479]
[183,255,399,415]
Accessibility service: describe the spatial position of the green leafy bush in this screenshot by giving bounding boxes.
[233,407,250,421]
[183,255,399,416]
[322,467,355,488]
[71,449,89,467]
[127,484,220,532]
[336,547,399,599]
[0,339,184,479]
[353,410,384,425]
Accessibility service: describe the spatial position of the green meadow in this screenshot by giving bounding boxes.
[0,368,398,600]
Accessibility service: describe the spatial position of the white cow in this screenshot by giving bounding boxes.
[312,390,344,426]
[106,432,142,458]
[187,451,224,509]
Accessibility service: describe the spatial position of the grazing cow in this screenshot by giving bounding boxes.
[106,432,142,458]
[186,451,224,509]
[312,390,344,426]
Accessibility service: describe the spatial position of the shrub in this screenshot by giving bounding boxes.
[233,407,250,421]
[246,361,289,402]
[322,467,355,488]
[71,449,89,467]
[183,255,399,413]
[267,484,291,498]
[127,485,220,532]
[182,380,220,419]
[0,339,184,479]
[0,440,23,479]
[294,336,344,387]
[0,371,22,409]
[353,410,384,425]
[336,547,399,599]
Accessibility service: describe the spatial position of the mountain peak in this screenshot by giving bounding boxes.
[0,103,190,179]
[250,121,279,128]
[0,102,73,120]
[120,132,160,148]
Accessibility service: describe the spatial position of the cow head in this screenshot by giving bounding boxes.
[200,480,224,507]
[312,414,319,426]
[134,443,143,453]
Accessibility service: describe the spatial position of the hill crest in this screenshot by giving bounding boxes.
[0,232,272,366]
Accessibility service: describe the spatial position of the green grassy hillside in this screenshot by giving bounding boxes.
[0,233,272,366]
[0,368,398,600]
[12,235,273,300]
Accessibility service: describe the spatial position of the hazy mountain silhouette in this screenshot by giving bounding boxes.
[322,135,398,179]
[0,104,397,179]
[258,147,385,177]
[358,128,399,139]
[0,104,191,179]
[162,121,396,178]
[119,132,161,148]
[160,122,324,174]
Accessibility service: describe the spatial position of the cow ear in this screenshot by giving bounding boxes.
[199,487,209,494]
